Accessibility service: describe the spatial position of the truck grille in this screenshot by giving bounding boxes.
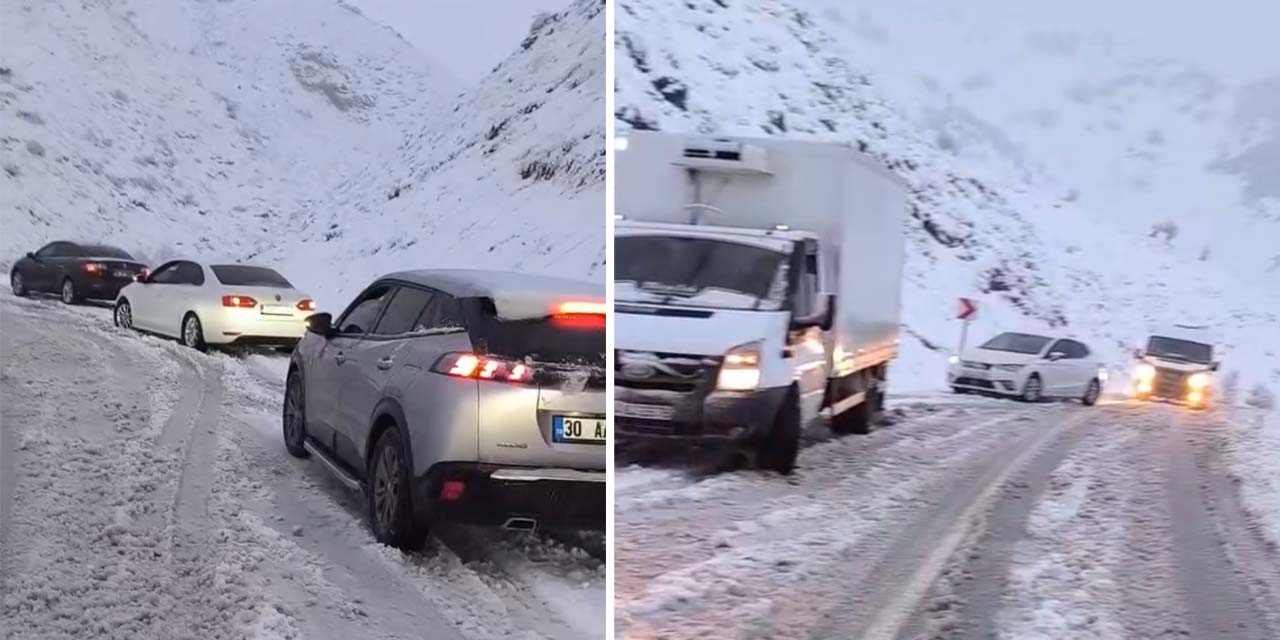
[615,350,720,394]
[1152,367,1188,398]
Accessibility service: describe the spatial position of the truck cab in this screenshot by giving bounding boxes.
[613,132,907,474]
[1130,324,1220,408]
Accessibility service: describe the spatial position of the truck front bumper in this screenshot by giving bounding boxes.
[615,385,790,446]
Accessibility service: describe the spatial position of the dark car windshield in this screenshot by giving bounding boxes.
[1147,336,1213,364]
[80,245,133,260]
[210,265,293,288]
[615,235,788,310]
[461,298,603,367]
[980,332,1053,355]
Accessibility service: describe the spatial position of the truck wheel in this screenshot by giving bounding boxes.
[831,392,873,435]
[367,427,428,550]
[757,391,800,475]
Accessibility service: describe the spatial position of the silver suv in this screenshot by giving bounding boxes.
[283,269,606,549]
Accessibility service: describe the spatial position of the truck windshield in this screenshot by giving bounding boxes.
[1147,336,1213,364]
[980,332,1052,355]
[615,235,788,310]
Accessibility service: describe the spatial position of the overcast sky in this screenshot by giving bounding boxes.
[346,0,569,83]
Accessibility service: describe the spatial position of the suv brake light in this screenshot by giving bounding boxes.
[552,300,606,329]
[433,352,533,384]
[222,295,258,308]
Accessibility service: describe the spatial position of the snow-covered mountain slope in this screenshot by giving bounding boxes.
[615,0,1279,397]
[1,0,604,308]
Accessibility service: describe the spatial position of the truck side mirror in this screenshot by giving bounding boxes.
[792,293,835,331]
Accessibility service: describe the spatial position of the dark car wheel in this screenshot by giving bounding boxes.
[182,313,207,351]
[114,300,134,330]
[1082,379,1101,406]
[757,391,800,475]
[367,427,428,550]
[61,278,80,304]
[282,372,309,458]
[11,272,27,297]
[1021,374,1043,403]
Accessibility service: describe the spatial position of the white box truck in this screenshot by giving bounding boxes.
[613,131,908,474]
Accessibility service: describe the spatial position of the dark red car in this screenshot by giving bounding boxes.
[10,241,148,304]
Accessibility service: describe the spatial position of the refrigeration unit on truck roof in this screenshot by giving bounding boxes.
[615,131,906,233]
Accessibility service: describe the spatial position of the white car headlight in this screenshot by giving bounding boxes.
[1187,372,1211,389]
[948,355,960,365]
[717,341,762,391]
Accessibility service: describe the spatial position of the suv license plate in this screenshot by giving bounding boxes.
[552,416,606,444]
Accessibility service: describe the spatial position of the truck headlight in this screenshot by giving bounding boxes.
[1187,372,1210,389]
[1134,364,1156,381]
[717,342,762,391]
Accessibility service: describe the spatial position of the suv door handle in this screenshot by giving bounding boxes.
[334,351,346,364]
[376,356,394,371]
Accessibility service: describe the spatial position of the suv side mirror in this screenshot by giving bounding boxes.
[1133,348,1145,359]
[306,312,333,337]
[1047,351,1065,362]
[1210,361,1220,372]
[132,273,146,283]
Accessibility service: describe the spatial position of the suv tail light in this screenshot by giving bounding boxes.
[296,298,315,311]
[222,295,258,308]
[432,352,533,384]
[552,300,606,329]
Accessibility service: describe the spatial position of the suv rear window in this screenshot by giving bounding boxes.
[460,298,603,366]
[211,265,293,288]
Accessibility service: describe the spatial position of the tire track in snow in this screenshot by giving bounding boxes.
[1164,410,1275,639]
[614,401,1072,639]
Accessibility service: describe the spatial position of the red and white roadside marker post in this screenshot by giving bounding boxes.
[956,297,977,355]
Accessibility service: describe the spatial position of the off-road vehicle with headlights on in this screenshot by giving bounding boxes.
[1130,324,1219,409]
[283,269,605,549]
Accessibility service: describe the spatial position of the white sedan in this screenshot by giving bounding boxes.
[946,331,1106,404]
[113,259,314,350]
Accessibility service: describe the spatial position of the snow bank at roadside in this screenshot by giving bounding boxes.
[1223,407,1280,549]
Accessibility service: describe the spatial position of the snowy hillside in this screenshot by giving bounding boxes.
[615,0,1279,397]
[1,0,604,309]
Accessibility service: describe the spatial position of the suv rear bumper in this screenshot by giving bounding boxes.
[414,462,605,531]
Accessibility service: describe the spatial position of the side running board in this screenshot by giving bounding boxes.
[303,439,362,491]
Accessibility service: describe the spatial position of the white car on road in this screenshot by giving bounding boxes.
[113,260,314,350]
[947,331,1105,404]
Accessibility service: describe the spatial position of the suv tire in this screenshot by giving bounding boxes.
[367,427,428,550]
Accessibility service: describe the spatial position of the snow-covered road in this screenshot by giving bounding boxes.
[614,395,1280,639]
[0,294,603,640]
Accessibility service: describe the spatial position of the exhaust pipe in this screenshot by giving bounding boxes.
[502,517,537,531]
